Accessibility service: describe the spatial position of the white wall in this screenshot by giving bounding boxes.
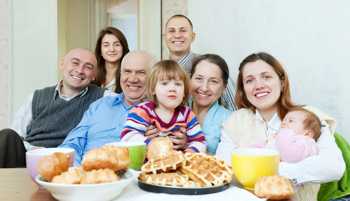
[109,0,138,50]
[139,0,161,60]
[188,0,350,141]
[59,0,90,51]
[11,0,58,117]
[0,0,9,128]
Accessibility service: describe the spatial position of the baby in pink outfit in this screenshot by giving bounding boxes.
[274,107,322,163]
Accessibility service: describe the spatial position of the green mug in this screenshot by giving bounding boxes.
[108,141,146,170]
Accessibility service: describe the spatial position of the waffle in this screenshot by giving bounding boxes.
[141,151,185,174]
[139,172,196,187]
[180,153,232,187]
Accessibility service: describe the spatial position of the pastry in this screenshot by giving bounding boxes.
[80,168,119,184]
[147,137,173,160]
[254,175,294,200]
[82,145,130,171]
[38,152,71,181]
[51,167,119,184]
[51,167,85,184]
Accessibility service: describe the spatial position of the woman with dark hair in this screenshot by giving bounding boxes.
[94,26,129,93]
[189,54,233,154]
[216,52,345,201]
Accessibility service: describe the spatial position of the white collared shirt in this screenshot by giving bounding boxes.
[254,110,281,138]
[103,78,116,92]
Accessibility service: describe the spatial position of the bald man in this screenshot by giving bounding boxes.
[0,48,104,167]
[60,51,154,164]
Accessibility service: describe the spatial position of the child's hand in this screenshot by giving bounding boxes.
[184,148,195,153]
[170,127,187,150]
[145,125,159,139]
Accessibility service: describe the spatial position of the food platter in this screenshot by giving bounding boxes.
[138,138,233,195]
[138,180,231,195]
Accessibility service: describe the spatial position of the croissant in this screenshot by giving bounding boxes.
[254,175,294,200]
[38,152,71,181]
[51,167,85,184]
[81,168,119,184]
[82,145,130,171]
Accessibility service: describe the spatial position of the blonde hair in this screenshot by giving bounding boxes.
[147,60,190,105]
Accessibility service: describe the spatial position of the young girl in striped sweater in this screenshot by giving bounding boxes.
[120,60,206,153]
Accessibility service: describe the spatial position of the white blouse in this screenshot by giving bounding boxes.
[216,108,345,184]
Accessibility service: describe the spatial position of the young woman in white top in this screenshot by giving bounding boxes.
[216,52,345,201]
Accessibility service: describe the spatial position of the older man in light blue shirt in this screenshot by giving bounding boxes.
[60,51,153,164]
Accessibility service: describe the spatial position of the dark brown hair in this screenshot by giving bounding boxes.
[235,52,296,119]
[288,107,322,140]
[94,26,129,93]
[147,60,190,105]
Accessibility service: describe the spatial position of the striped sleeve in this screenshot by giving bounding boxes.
[186,110,207,153]
[120,106,151,142]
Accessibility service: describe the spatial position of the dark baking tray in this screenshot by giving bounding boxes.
[138,181,230,195]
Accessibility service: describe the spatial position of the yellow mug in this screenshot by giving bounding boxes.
[232,148,280,190]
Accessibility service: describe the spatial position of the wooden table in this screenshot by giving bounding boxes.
[0,168,55,201]
[0,168,264,201]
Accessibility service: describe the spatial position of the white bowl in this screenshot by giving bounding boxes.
[36,169,135,201]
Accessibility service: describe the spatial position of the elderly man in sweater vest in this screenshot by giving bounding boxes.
[0,48,104,167]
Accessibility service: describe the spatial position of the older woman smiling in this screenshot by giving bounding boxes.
[189,54,233,154]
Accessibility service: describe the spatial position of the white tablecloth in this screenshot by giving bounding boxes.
[116,180,265,201]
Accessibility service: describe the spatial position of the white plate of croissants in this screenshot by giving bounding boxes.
[35,145,135,201]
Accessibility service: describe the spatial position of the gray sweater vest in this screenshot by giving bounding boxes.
[25,84,104,147]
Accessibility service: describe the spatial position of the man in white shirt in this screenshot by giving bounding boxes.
[0,48,104,167]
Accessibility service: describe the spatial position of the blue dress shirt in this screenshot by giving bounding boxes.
[202,101,232,154]
[60,94,134,164]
